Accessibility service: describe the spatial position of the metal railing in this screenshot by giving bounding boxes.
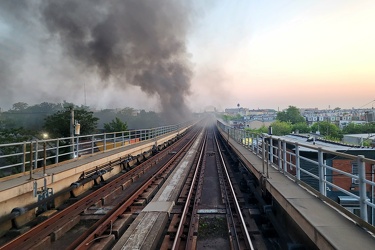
[217,120,375,227]
[0,121,192,177]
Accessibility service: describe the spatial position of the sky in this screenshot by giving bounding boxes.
[1,0,374,113]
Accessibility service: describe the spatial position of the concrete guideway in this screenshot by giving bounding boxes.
[217,126,375,250]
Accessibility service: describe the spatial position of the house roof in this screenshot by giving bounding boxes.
[281,134,375,153]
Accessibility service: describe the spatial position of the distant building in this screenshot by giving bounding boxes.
[343,134,375,147]
[365,110,375,122]
[245,120,273,129]
[302,108,373,125]
[225,107,246,115]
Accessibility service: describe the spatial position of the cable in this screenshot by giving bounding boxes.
[85,220,113,245]
[358,99,375,109]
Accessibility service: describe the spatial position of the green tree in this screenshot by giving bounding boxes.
[221,115,231,122]
[342,122,375,134]
[311,121,342,140]
[131,110,161,129]
[244,125,268,135]
[119,107,135,117]
[292,122,310,133]
[104,117,128,132]
[342,123,361,134]
[276,106,306,124]
[3,102,64,131]
[11,102,29,111]
[43,107,99,138]
[270,121,292,135]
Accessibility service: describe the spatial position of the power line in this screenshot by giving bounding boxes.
[359,99,375,109]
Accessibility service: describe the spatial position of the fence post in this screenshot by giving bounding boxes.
[358,155,368,222]
[29,142,33,180]
[283,141,287,173]
[269,137,273,165]
[91,135,95,154]
[76,136,79,157]
[43,142,47,175]
[55,139,59,164]
[266,140,269,178]
[104,133,107,151]
[278,140,282,172]
[22,142,26,173]
[251,134,255,152]
[262,136,265,175]
[318,147,326,196]
[295,142,300,180]
[34,140,38,169]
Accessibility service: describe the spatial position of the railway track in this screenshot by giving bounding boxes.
[1,120,285,249]
[164,122,256,250]
[0,125,201,250]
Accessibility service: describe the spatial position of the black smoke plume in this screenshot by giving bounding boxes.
[40,0,193,123]
[1,0,193,123]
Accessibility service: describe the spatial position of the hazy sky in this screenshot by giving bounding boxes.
[1,0,374,112]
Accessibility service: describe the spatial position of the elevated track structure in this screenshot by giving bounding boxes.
[0,118,374,249]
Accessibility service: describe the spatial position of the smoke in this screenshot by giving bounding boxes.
[0,0,193,123]
[39,0,193,123]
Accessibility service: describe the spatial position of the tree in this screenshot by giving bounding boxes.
[119,107,135,117]
[245,125,268,135]
[270,121,292,136]
[277,106,306,124]
[342,123,361,134]
[292,122,310,134]
[221,115,231,122]
[3,102,64,131]
[11,102,28,111]
[342,122,375,134]
[43,107,99,138]
[104,117,128,132]
[311,121,342,140]
[131,110,162,129]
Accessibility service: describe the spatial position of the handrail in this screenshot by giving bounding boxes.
[217,120,375,228]
[0,121,193,177]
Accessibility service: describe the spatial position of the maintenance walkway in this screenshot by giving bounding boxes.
[218,126,375,250]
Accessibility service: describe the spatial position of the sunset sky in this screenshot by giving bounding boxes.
[188,0,375,111]
[0,0,374,112]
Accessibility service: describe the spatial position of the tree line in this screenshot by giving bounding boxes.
[0,101,166,143]
[223,106,375,144]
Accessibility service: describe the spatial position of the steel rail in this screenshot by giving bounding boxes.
[215,133,241,250]
[70,127,202,249]
[214,131,255,250]
[171,129,207,250]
